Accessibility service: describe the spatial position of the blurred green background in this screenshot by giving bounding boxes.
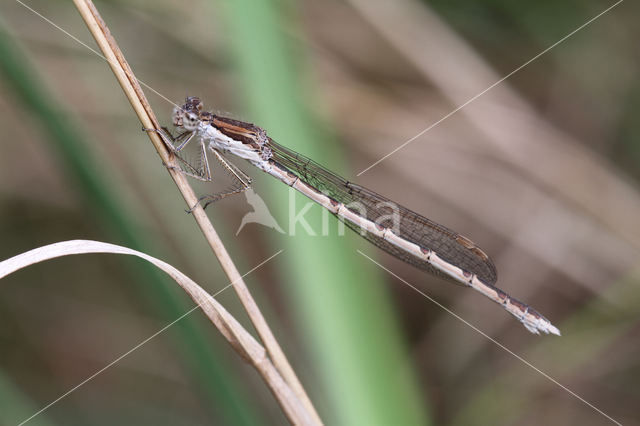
[1,0,638,425]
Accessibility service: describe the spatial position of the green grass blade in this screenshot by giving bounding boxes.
[218,1,432,424]
[0,369,54,426]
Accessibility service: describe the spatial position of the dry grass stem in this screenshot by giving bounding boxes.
[71,0,320,423]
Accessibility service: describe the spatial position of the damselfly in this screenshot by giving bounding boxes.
[151,96,560,335]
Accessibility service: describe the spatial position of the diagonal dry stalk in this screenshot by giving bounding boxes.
[71,0,321,424]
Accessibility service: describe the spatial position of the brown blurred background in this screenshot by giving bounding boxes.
[1,0,638,425]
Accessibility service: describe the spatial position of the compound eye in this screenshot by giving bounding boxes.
[185,96,202,111]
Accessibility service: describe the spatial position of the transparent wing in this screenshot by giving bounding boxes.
[267,138,498,285]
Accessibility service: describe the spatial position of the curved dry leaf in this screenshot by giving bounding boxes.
[0,239,313,425]
[0,239,261,357]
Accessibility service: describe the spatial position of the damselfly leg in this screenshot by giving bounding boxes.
[191,149,252,210]
[146,126,253,210]
[147,127,211,181]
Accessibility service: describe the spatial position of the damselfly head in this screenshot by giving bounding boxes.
[171,97,205,130]
[172,106,200,131]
